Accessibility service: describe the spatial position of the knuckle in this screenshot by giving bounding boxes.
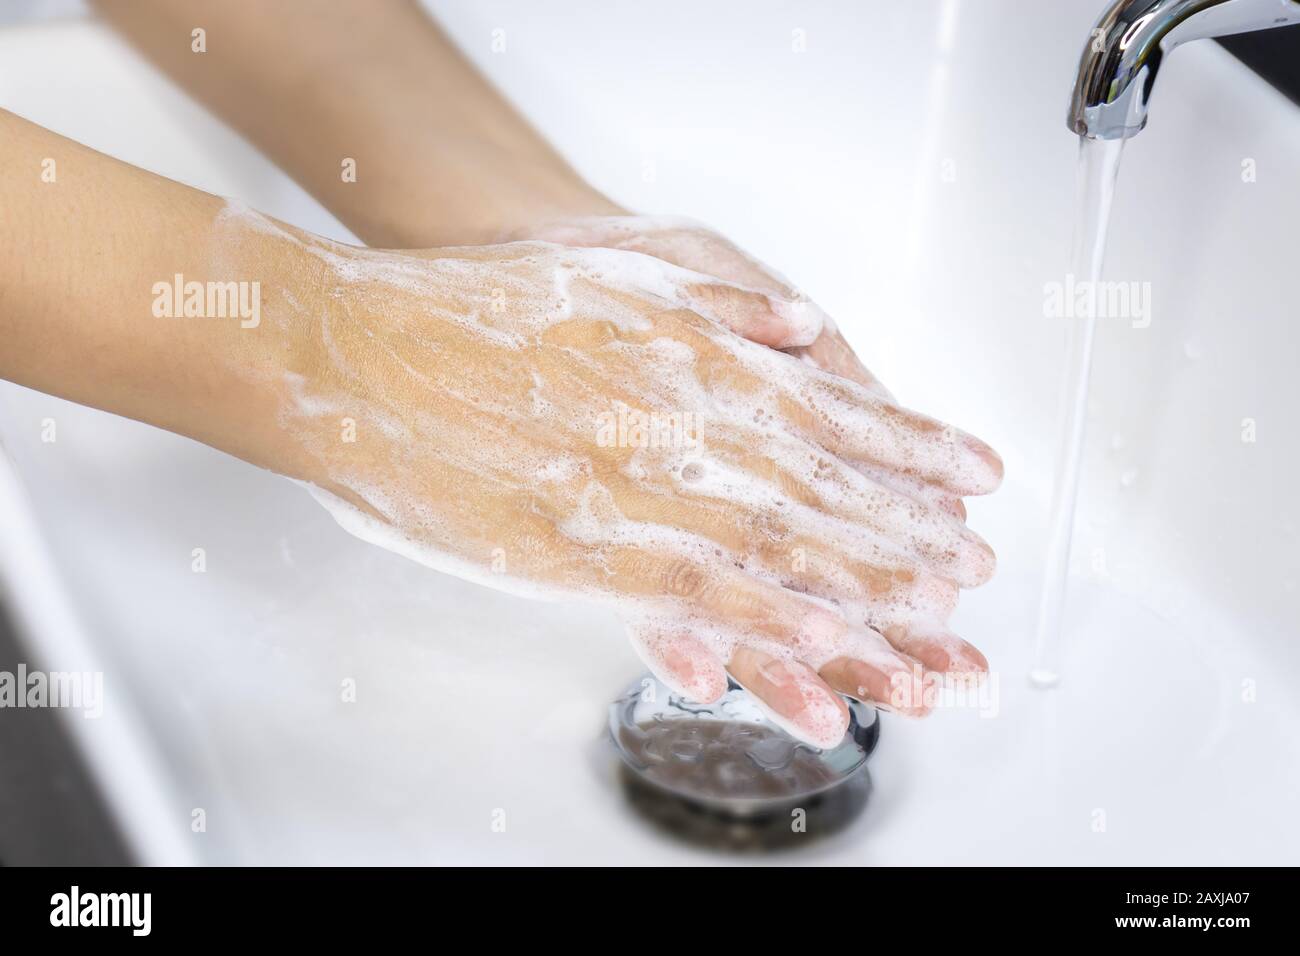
[661,557,708,600]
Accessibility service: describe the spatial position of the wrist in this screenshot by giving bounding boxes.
[360,156,626,249]
[303,89,625,247]
[182,208,333,477]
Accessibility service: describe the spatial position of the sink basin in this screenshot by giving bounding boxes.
[0,0,1296,864]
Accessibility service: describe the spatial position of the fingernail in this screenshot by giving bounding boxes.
[768,297,825,348]
[954,530,997,588]
[757,657,796,688]
[966,436,1005,486]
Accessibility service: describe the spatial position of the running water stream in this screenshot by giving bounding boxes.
[1030,136,1126,688]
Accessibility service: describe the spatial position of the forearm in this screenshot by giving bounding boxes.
[92,0,622,247]
[0,108,317,468]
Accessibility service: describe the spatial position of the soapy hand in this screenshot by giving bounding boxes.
[511,216,893,390]
[508,216,1001,725]
[258,215,1001,748]
[510,215,974,524]
[46,0,1003,749]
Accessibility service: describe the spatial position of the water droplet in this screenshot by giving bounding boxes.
[1028,668,1060,689]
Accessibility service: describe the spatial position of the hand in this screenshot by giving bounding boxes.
[253,217,1001,747]
[75,0,1003,746]
[508,215,976,524]
[506,218,1000,739]
[510,216,891,387]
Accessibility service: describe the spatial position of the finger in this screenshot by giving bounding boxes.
[819,658,927,717]
[532,222,998,501]
[632,553,944,720]
[787,320,897,401]
[626,620,728,704]
[727,646,849,749]
[640,259,1003,498]
[880,623,989,676]
[525,217,899,402]
[520,218,901,408]
[678,277,824,349]
[690,428,996,588]
[604,548,936,741]
[600,545,876,676]
[587,223,898,400]
[524,219,826,349]
[699,442,993,589]
[772,364,1005,497]
[639,395,977,574]
[600,455,986,614]
[850,458,968,522]
[842,571,961,637]
[815,624,932,716]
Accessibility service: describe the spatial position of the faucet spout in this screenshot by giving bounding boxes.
[1069,0,1300,139]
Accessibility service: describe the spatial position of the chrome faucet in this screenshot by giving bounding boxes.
[1069,0,1300,139]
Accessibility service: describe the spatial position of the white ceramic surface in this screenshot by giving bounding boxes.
[0,0,1296,864]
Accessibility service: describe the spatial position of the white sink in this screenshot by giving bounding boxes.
[0,0,1296,864]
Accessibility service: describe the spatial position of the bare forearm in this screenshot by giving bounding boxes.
[0,108,316,466]
[92,0,621,247]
